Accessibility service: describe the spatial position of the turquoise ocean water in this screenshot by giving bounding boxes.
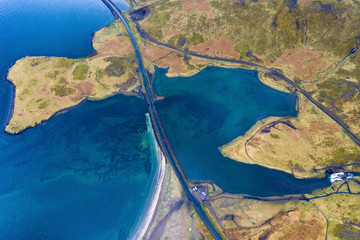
[0,0,158,239]
[0,0,332,238]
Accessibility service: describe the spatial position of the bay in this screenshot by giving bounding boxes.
[154,66,330,196]
[0,0,157,239]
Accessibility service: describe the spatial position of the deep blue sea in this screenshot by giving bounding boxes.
[0,0,332,238]
[154,66,330,196]
[0,0,158,239]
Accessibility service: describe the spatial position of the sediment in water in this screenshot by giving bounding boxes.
[128,113,167,240]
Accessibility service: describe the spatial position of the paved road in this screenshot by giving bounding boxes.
[134,23,360,147]
[103,0,223,239]
[269,70,360,146]
[101,2,360,239]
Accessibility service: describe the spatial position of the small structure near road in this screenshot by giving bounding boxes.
[191,185,208,202]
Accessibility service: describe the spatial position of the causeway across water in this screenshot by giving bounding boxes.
[102,0,224,239]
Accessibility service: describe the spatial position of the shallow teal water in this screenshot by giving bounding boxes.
[0,0,333,238]
[0,0,158,239]
[154,66,329,196]
[0,95,157,239]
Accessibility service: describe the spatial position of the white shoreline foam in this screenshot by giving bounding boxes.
[329,172,353,183]
[128,113,167,240]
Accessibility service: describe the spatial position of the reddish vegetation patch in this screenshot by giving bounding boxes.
[156,53,188,75]
[74,82,95,100]
[141,44,172,62]
[192,36,239,59]
[115,74,137,90]
[268,210,325,240]
[297,0,313,5]
[95,38,133,56]
[222,209,325,240]
[181,0,214,17]
[142,44,190,75]
[271,47,329,82]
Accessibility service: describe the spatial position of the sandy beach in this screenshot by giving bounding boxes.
[129,113,167,240]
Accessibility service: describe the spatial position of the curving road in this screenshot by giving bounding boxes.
[102,0,223,239]
[133,23,360,147]
[100,1,360,239]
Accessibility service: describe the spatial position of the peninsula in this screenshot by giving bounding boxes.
[6,21,139,133]
[128,0,360,178]
[5,0,360,239]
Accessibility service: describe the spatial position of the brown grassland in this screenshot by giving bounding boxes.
[131,0,360,178]
[204,177,360,239]
[6,21,139,133]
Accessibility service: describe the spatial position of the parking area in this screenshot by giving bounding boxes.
[191,185,208,202]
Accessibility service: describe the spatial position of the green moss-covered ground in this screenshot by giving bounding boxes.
[72,64,89,80]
